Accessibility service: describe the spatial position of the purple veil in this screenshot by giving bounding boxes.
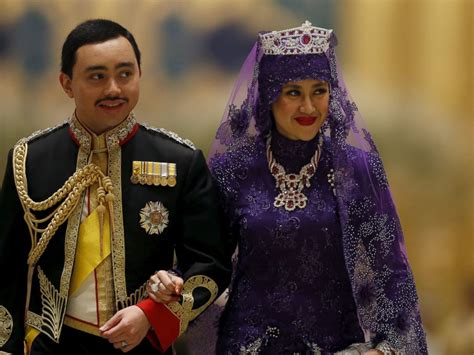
[208,22,427,353]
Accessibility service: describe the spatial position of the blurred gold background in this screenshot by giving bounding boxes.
[0,0,472,353]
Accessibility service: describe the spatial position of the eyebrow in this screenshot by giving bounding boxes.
[283,82,327,89]
[85,62,135,72]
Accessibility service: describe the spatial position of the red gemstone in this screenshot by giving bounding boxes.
[302,34,311,45]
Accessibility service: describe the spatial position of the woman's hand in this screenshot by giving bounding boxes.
[146,270,183,304]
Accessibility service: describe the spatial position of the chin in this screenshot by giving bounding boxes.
[298,131,319,141]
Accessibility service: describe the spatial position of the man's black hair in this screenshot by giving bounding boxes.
[61,19,141,77]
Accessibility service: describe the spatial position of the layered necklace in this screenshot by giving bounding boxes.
[266,134,323,211]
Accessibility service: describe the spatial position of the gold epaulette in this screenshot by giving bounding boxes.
[142,123,196,150]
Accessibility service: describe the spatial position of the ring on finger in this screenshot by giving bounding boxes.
[150,281,160,293]
[121,340,128,349]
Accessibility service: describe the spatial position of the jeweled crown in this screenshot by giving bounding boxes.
[259,21,332,55]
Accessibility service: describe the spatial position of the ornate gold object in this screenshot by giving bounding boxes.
[165,275,218,335]
[0,306,13,346]
[12,141,115,266]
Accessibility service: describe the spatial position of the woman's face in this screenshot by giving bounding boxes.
[271,79,329,141]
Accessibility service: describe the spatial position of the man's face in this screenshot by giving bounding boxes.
[59,36,140,135]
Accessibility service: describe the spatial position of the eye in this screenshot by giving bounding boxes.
[314,87,328,95]
[284,89,300,97]
[90,73,104,80]
[119,71,132,78]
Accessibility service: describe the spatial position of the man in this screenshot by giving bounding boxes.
[0,19,230,354]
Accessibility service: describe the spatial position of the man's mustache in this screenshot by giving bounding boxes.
[95,96,128,105]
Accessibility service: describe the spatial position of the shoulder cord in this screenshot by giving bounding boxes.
[12,141,115,266]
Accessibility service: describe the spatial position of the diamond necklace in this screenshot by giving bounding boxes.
[266,134,323,211]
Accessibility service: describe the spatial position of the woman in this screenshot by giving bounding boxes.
[150,21,427,354]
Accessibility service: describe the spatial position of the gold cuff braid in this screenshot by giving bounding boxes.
[12,141,114,266]
[0,306,13,347]
[165,275,218,335]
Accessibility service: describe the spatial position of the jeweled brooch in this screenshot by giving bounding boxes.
[139,201,169,235]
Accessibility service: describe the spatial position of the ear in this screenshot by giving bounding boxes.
[59,72,74,98]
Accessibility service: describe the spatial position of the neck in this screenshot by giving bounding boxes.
[270,129,319,174]
[75,111,128,136]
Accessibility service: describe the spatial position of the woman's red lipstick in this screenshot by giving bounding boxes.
[294,116,316,126]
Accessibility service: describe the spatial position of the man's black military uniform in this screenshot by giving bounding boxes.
[0,114,231,354]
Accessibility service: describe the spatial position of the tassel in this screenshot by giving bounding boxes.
[96,186,106,258]
[103,177,116,239]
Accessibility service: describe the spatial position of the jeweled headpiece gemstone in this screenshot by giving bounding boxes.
[259,21,332,55]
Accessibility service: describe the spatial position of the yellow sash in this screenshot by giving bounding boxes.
[69,209,111,295]
[24,326,40,354]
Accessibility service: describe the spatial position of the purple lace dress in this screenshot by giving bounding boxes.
[214,131,364,353]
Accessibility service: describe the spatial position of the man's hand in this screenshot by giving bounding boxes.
[99,305,151,352]
[363,350,383,355]
[146,270,183,304]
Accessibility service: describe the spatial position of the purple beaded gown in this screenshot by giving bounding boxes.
[212,131,364,354]
[204,22,427,354]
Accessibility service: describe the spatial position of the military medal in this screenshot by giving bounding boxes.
[159,162,169,186]
[130,161,177,187]
[167,176,176,187]
[159,162,168,186]
[131,163,140,184]
[167,164,177,186]
[159,177,168,186]
[139,201,169,235]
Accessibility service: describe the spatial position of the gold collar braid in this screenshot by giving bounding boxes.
[13,140,115,266]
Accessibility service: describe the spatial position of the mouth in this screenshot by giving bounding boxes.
[96,98,128,112]
[294,116,317,126]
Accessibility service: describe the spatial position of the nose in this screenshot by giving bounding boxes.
[299,96,315,114]
[104,78,121,96]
